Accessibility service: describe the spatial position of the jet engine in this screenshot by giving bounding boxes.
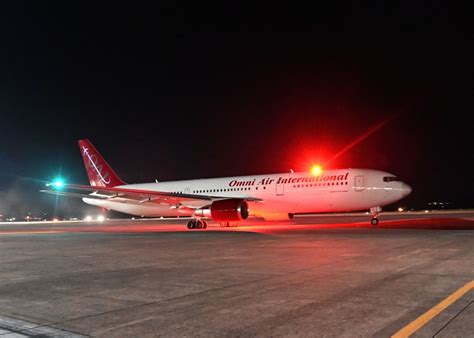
[194,199,249,222]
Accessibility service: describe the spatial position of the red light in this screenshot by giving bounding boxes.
[310,164,322,176]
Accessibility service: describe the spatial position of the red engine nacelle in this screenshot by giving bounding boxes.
[194,199,249,222]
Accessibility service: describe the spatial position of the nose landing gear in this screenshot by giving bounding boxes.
[187,219,208,230]
[370,206,382,226]
[370,217,379,226]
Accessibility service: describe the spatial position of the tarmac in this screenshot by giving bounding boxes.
[0,211,473,337]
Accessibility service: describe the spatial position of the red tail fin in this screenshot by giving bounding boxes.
[78,139,125,187]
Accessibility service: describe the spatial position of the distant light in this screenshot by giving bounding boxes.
[398,207,404,212]
[424,210,429,213]
[53,179,64,189]
[53,218,59,222]
[85,215,92,222]
[97,215,105,222]
[310,164,322,176]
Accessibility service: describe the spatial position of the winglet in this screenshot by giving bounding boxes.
[78,139,126,187]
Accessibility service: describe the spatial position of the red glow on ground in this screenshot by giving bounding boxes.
[1,217,474,236]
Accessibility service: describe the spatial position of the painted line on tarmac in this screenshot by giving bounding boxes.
[0,230,64,235]
[0,315,87,337]
[392,279,474,337]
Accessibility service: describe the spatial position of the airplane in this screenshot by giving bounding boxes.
[42,139,412,229]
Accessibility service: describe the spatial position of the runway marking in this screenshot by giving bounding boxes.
[0,315,87,337]
[392,279,474,337]
[0,230,64,235]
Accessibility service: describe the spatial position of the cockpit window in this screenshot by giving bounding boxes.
[383,176,399,182]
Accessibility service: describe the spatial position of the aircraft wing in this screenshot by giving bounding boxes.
[40,189,107,199]
[42,184,261,207]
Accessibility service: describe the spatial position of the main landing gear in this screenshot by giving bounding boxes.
[187,219,207,230]
[370,206,382,226]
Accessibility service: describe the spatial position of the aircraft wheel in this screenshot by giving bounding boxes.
[197,220,204,229]
[202,221,207,229]
[187,220,195,229]
[371,217,379,226]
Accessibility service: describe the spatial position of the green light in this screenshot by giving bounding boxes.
[53,179,64,189]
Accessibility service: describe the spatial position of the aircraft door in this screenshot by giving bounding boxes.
[355,175,365,191]
[185,187,190,194]
[276,182,284,196]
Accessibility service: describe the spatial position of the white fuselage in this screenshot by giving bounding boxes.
[83,168,411,219]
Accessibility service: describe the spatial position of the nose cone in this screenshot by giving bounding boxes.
[401,183,412,197]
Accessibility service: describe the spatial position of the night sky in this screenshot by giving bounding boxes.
[0,3,473,218]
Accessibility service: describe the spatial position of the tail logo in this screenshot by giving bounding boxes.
[82,146,111,185]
